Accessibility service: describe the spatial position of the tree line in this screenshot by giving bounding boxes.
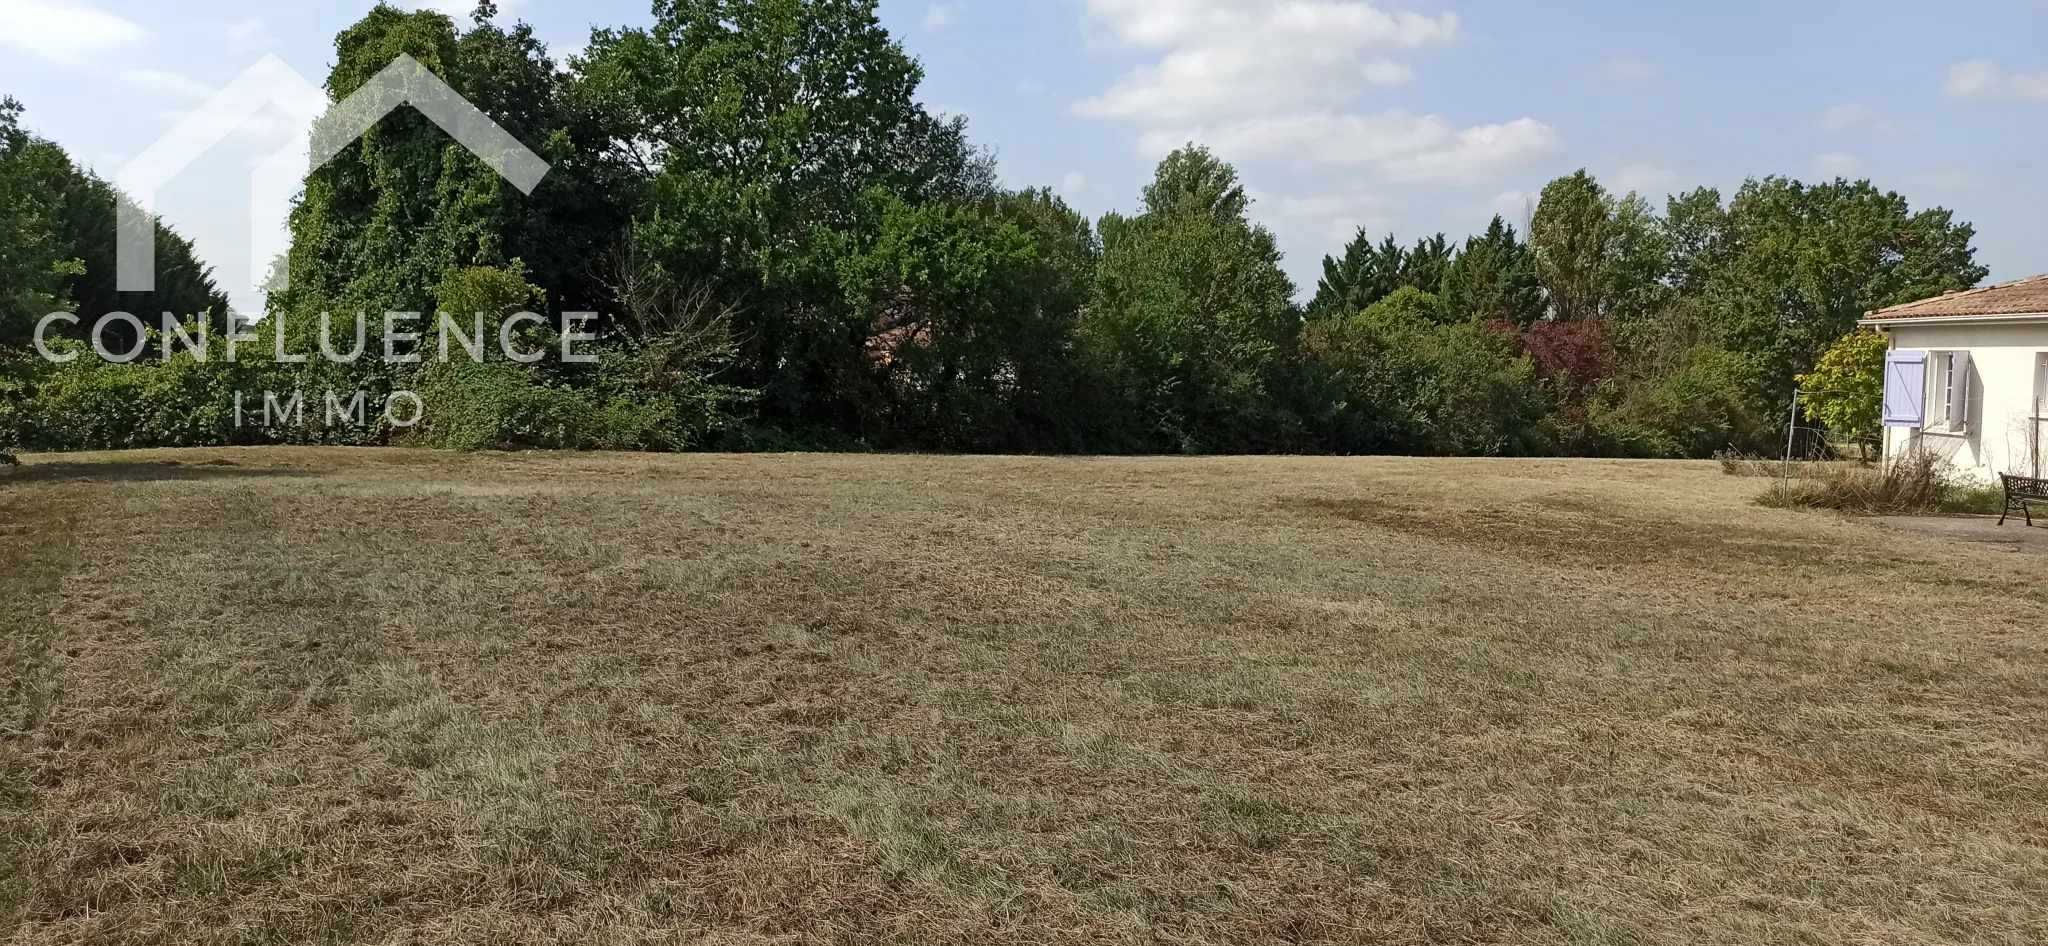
[0,0,1989,462]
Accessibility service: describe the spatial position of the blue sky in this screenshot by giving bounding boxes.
[2,0,2044,312]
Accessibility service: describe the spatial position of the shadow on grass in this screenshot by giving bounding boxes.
[0,458,317,486]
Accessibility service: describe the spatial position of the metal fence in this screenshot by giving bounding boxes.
[1779,387,1883,486]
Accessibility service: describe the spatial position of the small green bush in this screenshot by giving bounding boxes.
[415,361,746,452]
[1799,330,1887,447]
[16,343,245,450]
[1593,345,1774,458]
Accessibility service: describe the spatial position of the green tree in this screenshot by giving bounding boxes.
[1799,329,1888,450]
[1530,170,1612,322]
[1685,177,1984,398]
[1,97,227,347]
[1085,146,1303,453]
[1605,193,1673,327]
[275,3,599,319]
[1439,215,1544,326]
[1300,286,1549,456]
[1663,187,1731,298]
[578,0,992,433]
[837,192,1092,449]
[1529,170,1671,326]
[1308,229,1453,319]
[0,96,77,349]
[3,97,231,463]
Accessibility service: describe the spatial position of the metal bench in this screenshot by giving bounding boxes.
[2000,474,2048,526]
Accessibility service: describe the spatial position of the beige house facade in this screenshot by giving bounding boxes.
[1863,277,2048,484]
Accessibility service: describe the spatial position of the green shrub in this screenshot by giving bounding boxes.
[1799,329,1887,454]
[9,319,399,451]
[1300,288,1551,456]
[17,342,245,450]
[1593,345,1774,458]
[415,360,746,452]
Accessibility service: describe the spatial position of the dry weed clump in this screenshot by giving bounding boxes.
[1756,450,2001,515]
[1715,450,1785,477]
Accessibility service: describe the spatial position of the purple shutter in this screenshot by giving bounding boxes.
[1883,351,1927,428]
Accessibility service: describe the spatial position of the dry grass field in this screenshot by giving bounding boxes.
[2,448,2045,945]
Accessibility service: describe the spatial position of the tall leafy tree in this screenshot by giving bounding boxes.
[1663,187,1732,298]
[1530,170,1614,322]
[1085,146,1302,453]
[1687,177,1985,394]
[0,97,76,347]
[274,3,601,320]
[1605,193,1673,327]
[0,97,226,346]
[577,0,993,431]
[837,190,1094,450]
[1529,170,1672,328]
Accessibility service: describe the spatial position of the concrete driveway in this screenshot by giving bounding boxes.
[1882,516,2048,556]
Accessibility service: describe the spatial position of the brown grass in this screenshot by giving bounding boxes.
[3,448,2045,945]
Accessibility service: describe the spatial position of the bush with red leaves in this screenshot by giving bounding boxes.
[1519,317,1616,395]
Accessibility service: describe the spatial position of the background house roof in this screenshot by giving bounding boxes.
[1866,275,2048,320]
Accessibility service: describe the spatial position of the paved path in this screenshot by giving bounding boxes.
[1882,516,2048,556]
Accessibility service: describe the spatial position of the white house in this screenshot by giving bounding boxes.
[1864,276,2048,484]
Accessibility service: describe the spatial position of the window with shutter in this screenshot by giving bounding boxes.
[1943,351,1973,432]
[1883,351,1927,428]
[2036,354,2048,419]
[1930,355,1949,424]
[1919,351,1973,433]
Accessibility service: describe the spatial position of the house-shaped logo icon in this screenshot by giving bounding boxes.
[115,54,550,304]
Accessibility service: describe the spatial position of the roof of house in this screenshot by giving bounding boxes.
[1864,275,2048,321]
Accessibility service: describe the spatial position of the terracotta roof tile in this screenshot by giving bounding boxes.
[1864,275,2048,320]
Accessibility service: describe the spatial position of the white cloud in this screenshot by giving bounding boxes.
[1140,112,1559,184]
[1076,0,1456,123]
[1907,169,1985,191]
[1267,188,1396,244]
[1811,152,1862,178]
[1816,102,1908,135]
[1061,171,1089,194]
[1817,103,1877,132]
[399,0,524,19]
[0,0,144,65]
[222,18,278,54]
[1609,163,1678,197]
[126,70,215,101]
[1597,57,1657,84]
[1076,0,1553,186]
[1454,189,1532,226]
[1945,60,2048,100]
[924,3,961,31]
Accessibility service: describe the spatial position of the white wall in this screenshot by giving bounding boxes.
[1880,322,2048,484]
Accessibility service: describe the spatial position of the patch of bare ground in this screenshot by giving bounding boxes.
[2,449,2045,944]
